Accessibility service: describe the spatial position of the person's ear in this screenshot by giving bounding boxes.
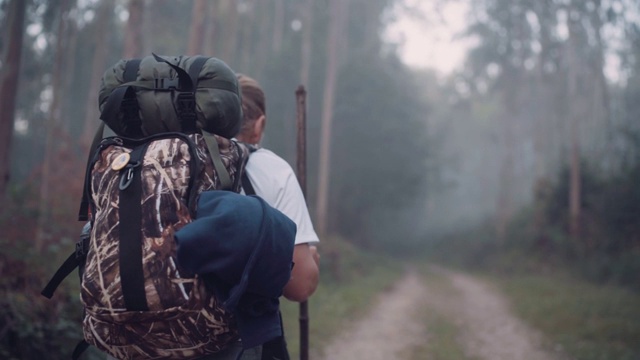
[252,115,266,143]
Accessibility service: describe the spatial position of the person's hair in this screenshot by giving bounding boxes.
[237,74,266,136]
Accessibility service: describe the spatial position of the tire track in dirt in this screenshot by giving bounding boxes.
[319,267,568,360]
[319,270,428,360]
[438,268,567,360]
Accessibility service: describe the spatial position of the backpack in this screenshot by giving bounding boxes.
[42,54,250,360]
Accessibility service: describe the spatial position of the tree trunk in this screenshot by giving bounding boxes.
[187,0,207,55]
[123,0,145,58]
[253,0,272,78]
[567,19,582,241]
[496,94,516,243]
[0,0,26,203]
[81,0,115,147]
[271,0,284,54]
[315,0,348,236]
[203,1,219,56]
[299,0,313,87]
[238,1,255,73]
[589,0,612,166]
[219,0,238,64]
[61,12,79,132]
[37,0,72,249]
[531,4,556,248]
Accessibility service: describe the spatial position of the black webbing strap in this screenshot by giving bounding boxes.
[121,58,143,137]
[99,59,142,137]
[151,53,194,91]
[118,145,149,311]
[241,144,259,195]
[241,172,256,196]
[153,53,201,133]
[40,236,90,298]
[72,340,90,360]
[78,123,105,221]
[196,78,238,93]
[41,253,78,299]
[100,86,135,132]
[188,56,209,88]
[120,77,236,93]
[41,223,91,298]
[124,59,141,82]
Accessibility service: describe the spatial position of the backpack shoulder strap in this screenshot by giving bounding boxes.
[241,145,259,196]
[72,340,90,360]
[41,222,91,298]
[201,132,233,191]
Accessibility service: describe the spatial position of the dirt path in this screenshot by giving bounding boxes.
[319,267,566,360]
[438,268,566,360]
[319,270,428,360]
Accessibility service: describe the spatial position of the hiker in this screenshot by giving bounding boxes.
[235,74,320,303]
[42,55,299,360]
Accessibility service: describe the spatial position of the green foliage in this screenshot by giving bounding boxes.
[1,147,88,359]
[497,273,640,360]
[424,222,640,360]
[6,0,640,356]
[532,159,640,288]
[424,158,640,290]
[0,193,85,359]
[329,54,430,248]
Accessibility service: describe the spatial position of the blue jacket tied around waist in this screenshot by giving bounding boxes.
[174,190,296,348]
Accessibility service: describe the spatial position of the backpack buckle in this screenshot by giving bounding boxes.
[177,92,196,112]
[75,235,90,259]
[177,92,197,132]
[155,77,179,90]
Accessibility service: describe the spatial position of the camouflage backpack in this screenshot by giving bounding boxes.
[42,54,249,359]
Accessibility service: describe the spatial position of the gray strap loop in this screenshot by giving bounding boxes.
[201,131,233,191]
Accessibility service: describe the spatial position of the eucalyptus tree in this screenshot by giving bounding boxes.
[0,0,26,203]
[123,0,145,58]
[460,0,620,240]
[325,0,431,249]
[462,0,543,240]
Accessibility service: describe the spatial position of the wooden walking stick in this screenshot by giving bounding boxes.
[295,84,309,360]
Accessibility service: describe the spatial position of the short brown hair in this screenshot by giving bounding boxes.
[237,74,265,137]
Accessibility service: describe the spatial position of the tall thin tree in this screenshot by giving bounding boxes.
[81,0,115,146]
[219,0,238,64]
[299,0,313,87]
[123,0,145,58]
[271,0,285,55]
[203,1,219,57]
[567,12,583,241]
[0,0,26,203]
[61,6,79,131]
[253,0,273,78]
[187,0,208,55]
[238,1,256,73]
[36,0,73,249]
[315,0,348,236]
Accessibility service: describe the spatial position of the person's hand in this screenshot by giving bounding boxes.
[310,245,320,266]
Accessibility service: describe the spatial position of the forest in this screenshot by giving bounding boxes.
[1,0,639,359]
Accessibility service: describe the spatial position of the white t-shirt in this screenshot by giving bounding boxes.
[243,148,319,245]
